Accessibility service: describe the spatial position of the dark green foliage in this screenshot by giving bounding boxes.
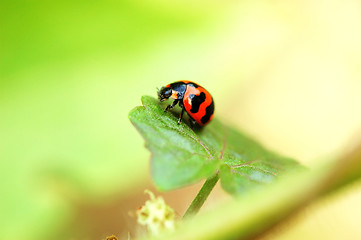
[129,96,302,194]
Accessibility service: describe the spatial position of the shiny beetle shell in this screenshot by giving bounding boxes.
[158,80,214,126]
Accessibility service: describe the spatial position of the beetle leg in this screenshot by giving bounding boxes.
[164,99,179,112]
[178,106,185,125]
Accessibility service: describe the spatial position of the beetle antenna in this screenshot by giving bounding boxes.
[156,87,161,99]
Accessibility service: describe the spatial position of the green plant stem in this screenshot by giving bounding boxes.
[139,143,361,240]
[183,173,219,219]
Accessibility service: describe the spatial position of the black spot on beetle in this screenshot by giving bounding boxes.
[201,100,214,124]
[190,92,206,113]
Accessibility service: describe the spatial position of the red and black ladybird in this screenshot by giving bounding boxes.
[157,80,214,126]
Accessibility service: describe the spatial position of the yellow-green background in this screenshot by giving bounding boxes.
[1,1,361,239]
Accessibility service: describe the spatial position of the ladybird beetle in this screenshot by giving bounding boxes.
[157,80,214,126]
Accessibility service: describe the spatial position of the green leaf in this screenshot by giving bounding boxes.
[129,96,302,193]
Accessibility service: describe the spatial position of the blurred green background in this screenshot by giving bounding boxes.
[1,0,361,239]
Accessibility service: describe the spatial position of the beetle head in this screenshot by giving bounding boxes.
[157,86,172,102]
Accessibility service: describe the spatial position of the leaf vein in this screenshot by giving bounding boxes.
[148,107,214,159]
[232,164,277,176]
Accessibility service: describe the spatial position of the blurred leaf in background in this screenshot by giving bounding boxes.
[1,0,361,240]
[1,1,232,239]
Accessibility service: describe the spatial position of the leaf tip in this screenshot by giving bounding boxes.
[129,95,158,120]
[128,106,144,122]
[141,95,158,106]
